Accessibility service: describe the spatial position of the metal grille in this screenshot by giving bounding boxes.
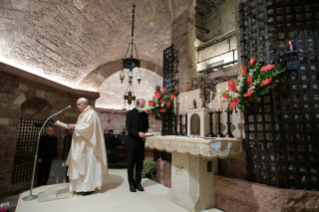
[240,0,319,190]
[11,117,53,185]
[162,45,178,136]
[160,45,179,162]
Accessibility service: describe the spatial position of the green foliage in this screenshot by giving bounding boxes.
[224,56,285,114]
[134,160,157,179]
[142,160,157,178]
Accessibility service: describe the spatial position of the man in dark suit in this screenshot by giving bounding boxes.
[37,126,58,186]
[117,128,128,145]
[126,98,153,192]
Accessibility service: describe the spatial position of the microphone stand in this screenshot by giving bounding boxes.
[23,106,71,201]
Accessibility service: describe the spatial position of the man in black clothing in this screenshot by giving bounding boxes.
[105,129,122,164]
[37,126,58,187]
[117,128,127,145]
[126,98,153,192]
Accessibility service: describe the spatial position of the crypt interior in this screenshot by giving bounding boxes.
[0,0,319,211]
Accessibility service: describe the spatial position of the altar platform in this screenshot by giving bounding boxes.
[17,169,212,212]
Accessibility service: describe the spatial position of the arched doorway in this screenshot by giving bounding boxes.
[11,98,54,185]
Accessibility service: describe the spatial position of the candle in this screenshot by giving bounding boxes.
[210,91,212,110]
[218,89,220,110]
[180,96,182,114]
[185,96,187,113]
[288,41,293,51]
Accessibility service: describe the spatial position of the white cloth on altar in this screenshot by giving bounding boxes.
[66,105,108,192]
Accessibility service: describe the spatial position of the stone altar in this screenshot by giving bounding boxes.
[145,136,243,212]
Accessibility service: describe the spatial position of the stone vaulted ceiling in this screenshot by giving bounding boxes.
[0,0,171,88]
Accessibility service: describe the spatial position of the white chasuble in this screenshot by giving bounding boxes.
[66,106,108,192]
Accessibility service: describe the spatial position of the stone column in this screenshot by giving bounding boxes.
[170,0,198,92]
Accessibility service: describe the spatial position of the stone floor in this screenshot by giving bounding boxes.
[16,169,190,212]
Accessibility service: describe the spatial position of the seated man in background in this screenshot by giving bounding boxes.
[105,129,122,164]
[104,128,108,142]
[117,128,128,145]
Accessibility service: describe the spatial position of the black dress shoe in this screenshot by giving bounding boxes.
[136,184,144,192]
[130,185,136,192]
[82,191,94,196]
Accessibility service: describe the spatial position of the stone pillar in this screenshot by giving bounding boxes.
[168,152,218,212]
[170,0,198,92]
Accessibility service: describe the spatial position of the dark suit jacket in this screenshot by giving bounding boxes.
[126,108,149,147]
[38,134,58,161]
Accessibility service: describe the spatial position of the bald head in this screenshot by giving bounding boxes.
[46,126,54,136]
[136,98,145,107]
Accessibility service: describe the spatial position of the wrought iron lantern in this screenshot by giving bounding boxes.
[120,4,142,84]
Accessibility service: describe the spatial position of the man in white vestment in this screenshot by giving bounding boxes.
[66,97,108,196]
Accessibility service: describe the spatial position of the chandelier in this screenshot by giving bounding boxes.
[121,4,142,109]
[120,4,142,85]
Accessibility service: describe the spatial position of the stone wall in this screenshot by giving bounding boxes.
[96,108,162,135]
[171,1,198,92]
[196,0,236,42]
[215,175,319,212]
[0,62,99,198]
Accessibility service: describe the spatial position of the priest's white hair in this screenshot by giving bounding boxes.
[78,97,88,105]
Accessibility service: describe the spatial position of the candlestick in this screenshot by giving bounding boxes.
[217,89,220,110]
[224,110,234,138]
[174,98,176,114]
[206,111,216,137]
[184,113,188,136]
[210,91,212,111]
[179,113,184,136]
[216,110,224,137]
[185,95,187,114]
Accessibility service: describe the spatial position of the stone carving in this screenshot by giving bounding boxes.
[175,165,185,176]
[193,99,197,109]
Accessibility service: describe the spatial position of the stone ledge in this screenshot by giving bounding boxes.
[214,175,319,212]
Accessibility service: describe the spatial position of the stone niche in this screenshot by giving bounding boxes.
[187,108,210,137]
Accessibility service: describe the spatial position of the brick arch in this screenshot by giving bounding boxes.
[20,97,53,117]
[75,60,163,91]
[13,91,54,110]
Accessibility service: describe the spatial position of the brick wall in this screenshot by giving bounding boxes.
[97,108,162,134]
[0,62,99,198]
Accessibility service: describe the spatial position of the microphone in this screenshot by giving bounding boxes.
[61,105,71,112]
[23,104,72,201]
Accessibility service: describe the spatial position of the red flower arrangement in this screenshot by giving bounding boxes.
[146,87,175,119]
[222,56,284,113]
